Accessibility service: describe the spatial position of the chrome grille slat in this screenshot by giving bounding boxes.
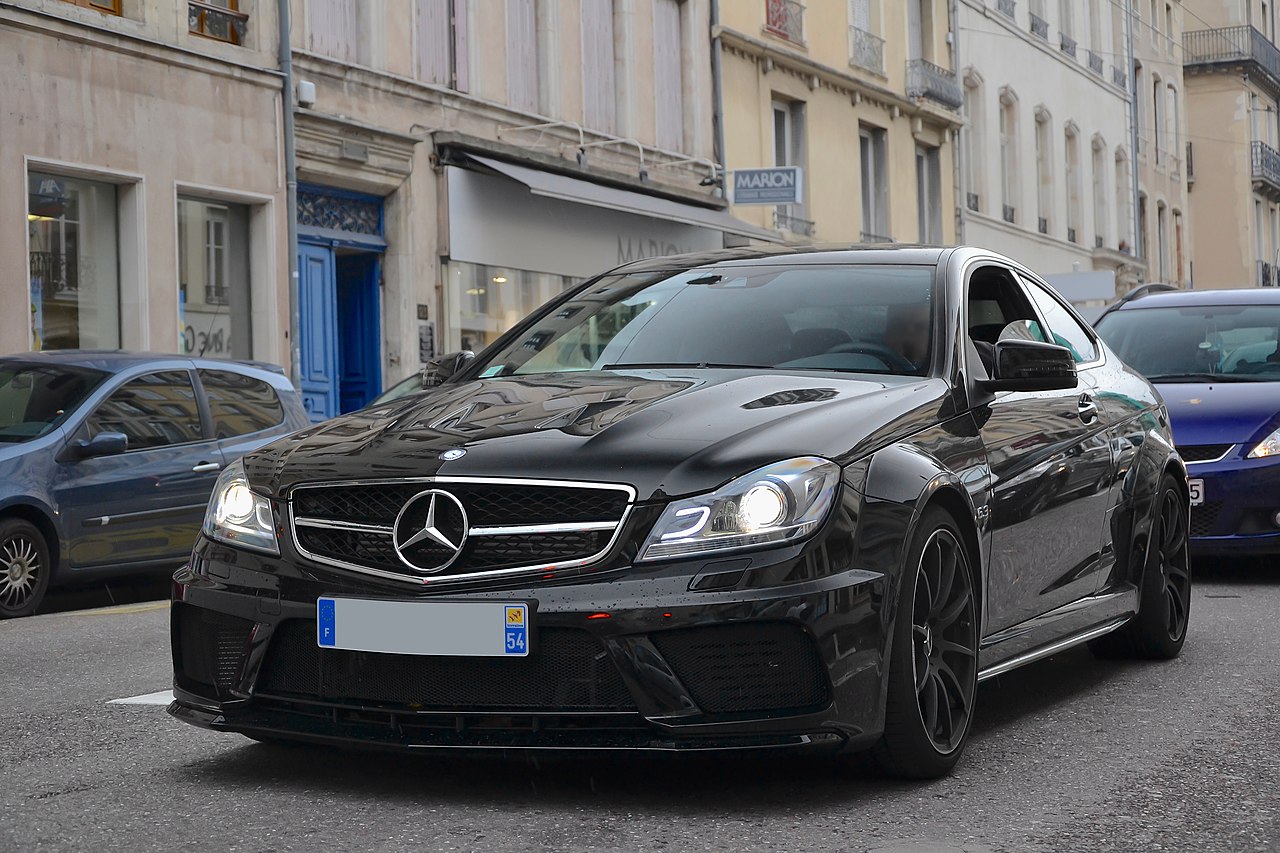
[288,477,634,586]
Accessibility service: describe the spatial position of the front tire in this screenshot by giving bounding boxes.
[0,518,52,619]
[871,508,979,779]
[1090,474,1191,660]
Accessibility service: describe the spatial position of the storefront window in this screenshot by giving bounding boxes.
[27,173,122,352]
[447,261,578,352]
[178,197,251,359]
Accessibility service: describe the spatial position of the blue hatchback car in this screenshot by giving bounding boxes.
[1096,289,1280,556]
[0,352,308,617]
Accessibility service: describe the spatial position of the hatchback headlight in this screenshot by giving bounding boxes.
[637,457,840,561]
[203,461,279,554]
[1248,425,1280,459]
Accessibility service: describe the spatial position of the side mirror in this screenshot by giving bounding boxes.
[422,350,475,388]
[75,431,129,459]
[980,340,1078,392]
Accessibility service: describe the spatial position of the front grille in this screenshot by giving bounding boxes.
[290,479,631,582]
[1179,444,1232,463]
[256,620,637,712]
[174,604,256,696]
[650,623,831,715]
[1190,501,1224,537]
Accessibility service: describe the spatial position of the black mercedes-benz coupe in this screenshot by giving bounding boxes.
[170,246,1190,778]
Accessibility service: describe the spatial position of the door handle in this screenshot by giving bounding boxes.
[192,462,222,473]
[1077,395,1098,423]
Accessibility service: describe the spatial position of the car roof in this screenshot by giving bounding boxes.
[608,244,952,275]
[1108,288,1280,310]
[0,350,288,376]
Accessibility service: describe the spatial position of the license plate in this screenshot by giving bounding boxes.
[316,597,529,657]
[1188,478,1204,507]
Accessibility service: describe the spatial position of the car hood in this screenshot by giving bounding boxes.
[1160,381,1280,447]
[245,370,952,501]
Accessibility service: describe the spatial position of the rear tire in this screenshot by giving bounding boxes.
[870,508,979,779]
[1090,474,1190,660]
[0,518,52,619]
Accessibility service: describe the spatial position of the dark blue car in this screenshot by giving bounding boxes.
[0,352,308,617]
[1096,289,1280,556]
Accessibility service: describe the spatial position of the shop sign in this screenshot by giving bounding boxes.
[730,167,803,205]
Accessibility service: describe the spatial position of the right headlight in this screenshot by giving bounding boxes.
[202,460,279,554]
[637,457,841,561]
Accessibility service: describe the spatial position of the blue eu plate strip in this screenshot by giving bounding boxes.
[504,604,528,656]
[317,598,336,647]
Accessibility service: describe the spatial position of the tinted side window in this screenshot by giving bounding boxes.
[198,370,284,438]
[87,371,203,450]
[1021,277,1099,364]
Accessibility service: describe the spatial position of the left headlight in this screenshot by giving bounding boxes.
[1248,425,1280,459]
[637,457,841,561]
[202,460,279,554]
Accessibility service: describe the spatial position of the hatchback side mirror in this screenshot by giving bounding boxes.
[422,350,475,388]
[980,340,1078,392]
[75,431,129,459]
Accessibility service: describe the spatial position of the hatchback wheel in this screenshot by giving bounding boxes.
[1091,474,1191,660]
[0,519,51,619]
[871,508,979,779]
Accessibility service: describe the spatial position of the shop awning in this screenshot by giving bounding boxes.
[465,154,781,244]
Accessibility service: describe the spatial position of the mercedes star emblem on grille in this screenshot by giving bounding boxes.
[439,449,466,461]
[392,489,470,573]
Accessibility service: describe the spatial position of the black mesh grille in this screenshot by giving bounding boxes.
[651,623,831,715]
[256,620,636,711]
[174,604,256,695]
[1190,501,1224,538]
[290,481,628,578]
[1179,444,1232,463]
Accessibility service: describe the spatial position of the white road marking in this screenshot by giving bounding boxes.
[108,690,174,706]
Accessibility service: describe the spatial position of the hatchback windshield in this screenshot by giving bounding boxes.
[1096,304,1280,381]
[476,265,936,378]
[0,364,108,442]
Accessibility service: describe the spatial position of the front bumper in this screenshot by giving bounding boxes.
[169,533,888,754]
[1186,455,1280,555]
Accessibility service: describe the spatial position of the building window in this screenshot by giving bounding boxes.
[999,89,1019,224]
[1065,125,1082,243]
[963,75,984,212]
[581,0,617,133]
[916,145,942,243]
[1035,108,1053,234]
[1173,210,1184,285]
[653,0,685,151]
[1092,136,1108,248]
[1156,202,1169,280]
[774,99,811,233]
[506,0,538,112]
[1115,148,1132,251]
[1152,73,1164,164]
[417,0,469,91]
[27,173,121,352]
[189,1,248,45]
[1134,64,1145,156]
[908,0,934,62]
[1167,84,1180,171]
[765,0,805,44]
[57,0,122,14]
[178,198,252,360]
[447,261,577,353]
[860,124,889,241]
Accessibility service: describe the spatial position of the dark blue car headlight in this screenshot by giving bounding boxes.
[636,457,840,561]
[1248,426,1280,459]
[202,460,279,554]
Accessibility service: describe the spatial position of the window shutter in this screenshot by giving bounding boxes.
[453,0,470,92]
[416,0,451,84]
[581,0,616,134]
[308,0,359,62]
[653,0,683,151]
[507,0,538,112]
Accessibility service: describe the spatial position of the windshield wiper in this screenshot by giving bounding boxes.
[600,362,778,371]
[1144,372,1268,383]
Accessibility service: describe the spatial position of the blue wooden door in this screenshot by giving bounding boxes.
[299,243,338,422]
[336,254,382,413]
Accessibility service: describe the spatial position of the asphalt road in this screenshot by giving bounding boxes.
[3,561,1278,853]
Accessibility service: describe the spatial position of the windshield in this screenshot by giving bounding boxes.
[475,265,936,378]
[1096,304,1280,381]
[0,364,108,443]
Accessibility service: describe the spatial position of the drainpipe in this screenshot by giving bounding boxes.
[278,0,301,386]
[952,0,964,244]
[710,0,727,200]
[1127,0,1143,266]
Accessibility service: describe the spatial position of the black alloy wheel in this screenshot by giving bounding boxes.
[0,518,52,619]
[872,508,979,778]
[1091,474,1191,660]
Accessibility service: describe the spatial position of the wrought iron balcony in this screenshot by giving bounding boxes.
[859,231,894,244]
[1088,50,1104,75]
[905,59,963,110]
[1252,140,1280,199]
[997,0,1015,19]
[967,192,980,212]
[765,0,805,44]
[1030,13,1048,41]
[1185,26,1280,99]
[1067,227,1078,244]
[849,26,885,75]
[1060,33,1077,58]
[1003,205,1017,224]
[1112,65,1128,88]
[28,251,78,297]
[1259,260,1276,287]
[1038,217,1048,235]
[774,208,816,236]
[205,284,229,306]
[1095,234,1105,249]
